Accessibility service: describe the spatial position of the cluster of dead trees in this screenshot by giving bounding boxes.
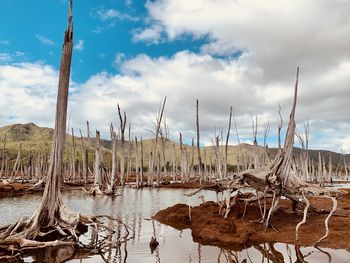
[1,101,349,190]
[0,0,348,260]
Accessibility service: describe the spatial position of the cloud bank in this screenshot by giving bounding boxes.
[1,1,350,152]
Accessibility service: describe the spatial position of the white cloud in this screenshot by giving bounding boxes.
[35,34,56,46]
[74,39,85,51]
[0,63,58,126]
[113,53,125,68]
[1,1,350,152]
[93,7,139,22]
[0,50,349,152]
[132,24,163,44]
[136,0,350,80]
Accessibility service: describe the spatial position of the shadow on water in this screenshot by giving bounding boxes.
[1,188,349,262]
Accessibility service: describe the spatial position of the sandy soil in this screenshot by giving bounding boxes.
[153,189,350,250]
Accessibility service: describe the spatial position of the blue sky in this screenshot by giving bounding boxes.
[1,0,350,152]
[0,0,206,82]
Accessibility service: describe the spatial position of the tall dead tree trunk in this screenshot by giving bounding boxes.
[117,104,127,185]
[149,97,166,181]
[10,144,22,182]
[224,106,233,178]
[107,124,117,193]
[140,135,144,186]
[277,104,283,151]
[71,128,76,182]
[79,129,88,185]
[196,99,202,182]
[0,134,6,177]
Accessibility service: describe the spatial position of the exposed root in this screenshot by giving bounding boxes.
[316,196,337,245]
[295,193,310,241]
[263,192,280,229]
[0,203,131,260]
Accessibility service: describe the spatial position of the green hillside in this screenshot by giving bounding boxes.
[0,123,348,170]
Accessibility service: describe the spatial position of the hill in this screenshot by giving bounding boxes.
[0,123,348,169]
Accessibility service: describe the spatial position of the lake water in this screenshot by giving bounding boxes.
[0,188,349,262]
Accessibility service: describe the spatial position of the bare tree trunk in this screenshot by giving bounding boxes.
[140,135,144,186]
[35,1,74,227]
[108,124,117,193]
[251,114,260,146]
[328,153,332,183]
[0,134,6,177]
[127,123,132,182]
[10,144,22,182]
[117,104,127,185]
[71,128,76,182]
[224,106,232,178]
[277,104,283,151]
[135,136,139,188]
[91,130,103,195]
[79,129,88,185]
[190,138,194,179]
[172,143,176,182]
[149,97,166,179]
[196,99,202,182]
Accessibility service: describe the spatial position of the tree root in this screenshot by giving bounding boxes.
[295,193,310,241]
[316,196,337,245]
[0,203,131,260]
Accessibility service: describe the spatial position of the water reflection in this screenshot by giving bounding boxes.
[0,188,349,262]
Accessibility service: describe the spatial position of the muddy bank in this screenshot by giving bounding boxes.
[154,189,350,250]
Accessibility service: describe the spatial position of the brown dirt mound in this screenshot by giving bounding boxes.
[154,189,350,250]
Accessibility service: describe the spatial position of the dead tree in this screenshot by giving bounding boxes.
[0,2,128,255]
[117,104,127,185]
[296,120,310,181]
[149,97,166,182]
[191,67,342,245]
[140,135,144,185]
[70,128,76,182]
[10,144,22,182]
[106,124,117,194]
[79,129,88,185]
[196,99,203,182]
[126,123,132,182]
[224,106,233,178]
[0,134,6,177]
[251,114,260,146]
[277,104,283,151]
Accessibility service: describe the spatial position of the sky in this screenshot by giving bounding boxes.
[0,0,350,152]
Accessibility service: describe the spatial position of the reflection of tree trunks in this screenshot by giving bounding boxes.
[295,245,309,263]
[254,243,284,263]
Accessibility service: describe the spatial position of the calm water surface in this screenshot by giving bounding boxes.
[0,188,349,262]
